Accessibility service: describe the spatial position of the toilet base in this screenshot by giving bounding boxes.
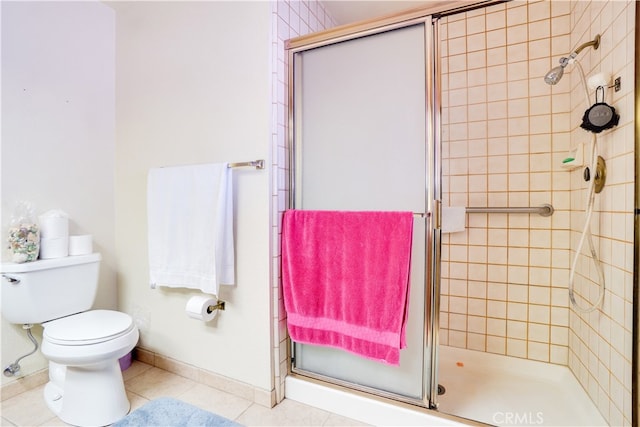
[44,359,130,426]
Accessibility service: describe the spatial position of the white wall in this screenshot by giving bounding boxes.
[114,1,273,392]
[1,1,116,385]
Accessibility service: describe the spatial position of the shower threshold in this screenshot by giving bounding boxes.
[285,374,476,426]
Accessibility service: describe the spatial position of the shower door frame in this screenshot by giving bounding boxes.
[285,0,508,412]
[286,15,440,410]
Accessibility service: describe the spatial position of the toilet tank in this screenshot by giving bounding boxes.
[1,253,101,324]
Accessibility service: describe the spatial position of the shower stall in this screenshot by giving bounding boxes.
[283,1,635,426]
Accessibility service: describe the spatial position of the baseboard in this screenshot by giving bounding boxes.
[0,369,49,402]
[133,346,276,408]
[1,347,277,409]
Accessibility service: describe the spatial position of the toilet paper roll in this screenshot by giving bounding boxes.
[185,295,218,321]
[40,237,69,259]
[39,211,69,239]
[69,235,93,256]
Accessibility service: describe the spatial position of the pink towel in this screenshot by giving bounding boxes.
[281,210,413,365]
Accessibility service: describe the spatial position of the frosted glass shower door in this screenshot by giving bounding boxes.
[291,23,431,401]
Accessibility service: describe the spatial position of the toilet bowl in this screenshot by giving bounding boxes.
[1,253,139,427]
[41,310,139,426]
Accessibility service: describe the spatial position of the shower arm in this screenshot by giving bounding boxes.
[572,34,601,56]
[553,35,601,73]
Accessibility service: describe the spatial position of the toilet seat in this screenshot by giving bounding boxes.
[44,310,135,346]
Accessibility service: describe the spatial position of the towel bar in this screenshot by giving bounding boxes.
[227,160,264,169]
[159,160,264,170]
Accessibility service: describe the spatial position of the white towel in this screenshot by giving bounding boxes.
[147,163,234,295]
[441,206,466,233]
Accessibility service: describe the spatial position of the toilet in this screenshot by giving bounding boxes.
[1,253,139,426]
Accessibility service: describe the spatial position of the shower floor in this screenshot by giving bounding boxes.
[437,345,607,426]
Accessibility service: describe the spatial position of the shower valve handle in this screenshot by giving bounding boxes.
[583,157,606,194]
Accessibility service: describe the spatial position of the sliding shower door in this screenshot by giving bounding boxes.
[289,20,438,405]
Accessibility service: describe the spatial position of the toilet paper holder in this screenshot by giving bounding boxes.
[207,300,226,313]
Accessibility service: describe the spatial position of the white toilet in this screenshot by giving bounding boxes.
[1,253,139,426]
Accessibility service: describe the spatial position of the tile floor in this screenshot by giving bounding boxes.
[1,361,368,426]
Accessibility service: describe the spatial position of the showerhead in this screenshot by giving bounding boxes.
[544,63,566,85]
[543,34,601,85]
[544,56,571,85]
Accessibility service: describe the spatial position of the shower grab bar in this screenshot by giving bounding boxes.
[227,159,265,169]
[465,203,554,217]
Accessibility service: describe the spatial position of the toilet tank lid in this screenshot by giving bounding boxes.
[1,253,101,273]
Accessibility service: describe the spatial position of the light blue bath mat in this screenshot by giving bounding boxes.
[112,397,241,427]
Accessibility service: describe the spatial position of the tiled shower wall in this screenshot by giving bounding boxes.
[440,0,635,425]
[270,0,336,404]
[440,0,571,364]
[567,1,635,425]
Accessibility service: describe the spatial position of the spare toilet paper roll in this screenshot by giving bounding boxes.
[185,295,218,321]
[39,210,69,239]
[40,237,69,259]
[69,235,93,256]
